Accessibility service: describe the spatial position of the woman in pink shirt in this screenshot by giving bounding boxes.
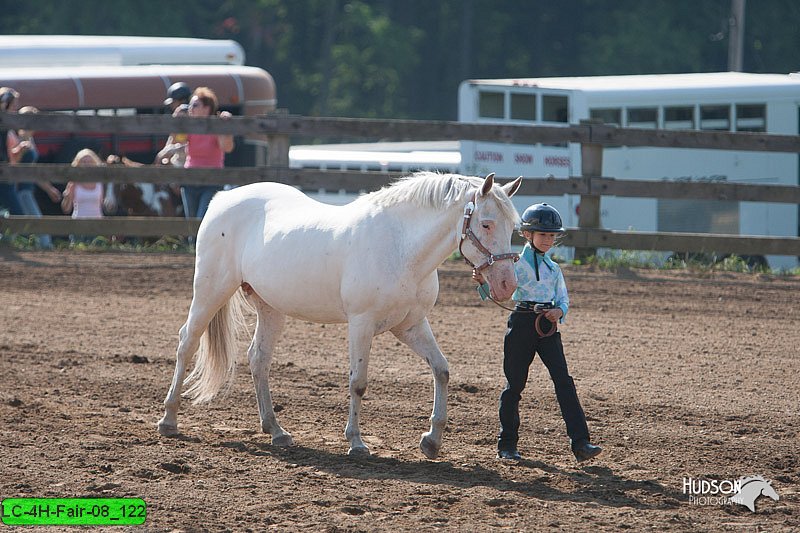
[181,87,234,219]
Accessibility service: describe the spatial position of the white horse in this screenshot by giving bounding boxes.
[157,171,522,458]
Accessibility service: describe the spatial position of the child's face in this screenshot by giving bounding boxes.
[527,231,557,252]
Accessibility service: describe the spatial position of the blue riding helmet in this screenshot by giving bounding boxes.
[520,203,565,232]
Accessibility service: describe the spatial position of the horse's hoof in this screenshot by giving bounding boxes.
[419,434,440,459]
[272,433,294,447]
[157,420,179,437]
[348,445,370,457]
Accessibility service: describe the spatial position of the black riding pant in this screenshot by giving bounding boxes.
[498,310,590,451]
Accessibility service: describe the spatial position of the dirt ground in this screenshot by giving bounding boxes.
[1,249,798,532]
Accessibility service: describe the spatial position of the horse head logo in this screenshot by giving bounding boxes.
[729,476,779,512]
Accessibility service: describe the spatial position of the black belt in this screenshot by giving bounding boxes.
[514,301,555,312]
[514,301,558,337]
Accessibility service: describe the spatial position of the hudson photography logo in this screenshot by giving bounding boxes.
[682,475,780,512]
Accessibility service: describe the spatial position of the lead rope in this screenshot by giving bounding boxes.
[476,284,557,337]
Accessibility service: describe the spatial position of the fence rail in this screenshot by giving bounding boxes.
[1,112,799,260]
[3,113,800,153]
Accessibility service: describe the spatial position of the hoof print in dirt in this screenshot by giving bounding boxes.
[160,462,191,475]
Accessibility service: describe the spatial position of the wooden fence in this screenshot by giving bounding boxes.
[1,112,799,259]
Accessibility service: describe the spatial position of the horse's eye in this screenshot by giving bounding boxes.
[482,224,490,230]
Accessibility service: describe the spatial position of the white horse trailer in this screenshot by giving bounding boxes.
[289,142,461,205]
[0,35,245,67]
[458,72,800,270]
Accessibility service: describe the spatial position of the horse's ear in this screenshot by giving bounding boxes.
[480,173,495,197]
[502,177,523,198]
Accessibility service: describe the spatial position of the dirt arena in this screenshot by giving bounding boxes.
[1,249,798,531]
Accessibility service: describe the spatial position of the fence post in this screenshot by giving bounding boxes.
[575,119,603,261]
[266,108,290,167]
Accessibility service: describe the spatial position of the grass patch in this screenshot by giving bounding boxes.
[575,250,798,276]
[1,231,194,253]
[7,231,799,277]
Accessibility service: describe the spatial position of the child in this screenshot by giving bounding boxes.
[61,149,105,243]
[474,203,602,462]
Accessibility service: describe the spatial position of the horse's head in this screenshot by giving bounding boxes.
[748,477,780,502]
[460,173,522,301]
[731,476,780,512]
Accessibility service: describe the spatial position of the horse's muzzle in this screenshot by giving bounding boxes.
[488,274,517,302]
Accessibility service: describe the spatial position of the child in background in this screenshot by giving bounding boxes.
[61,149,105,243]
[474,203,602,462]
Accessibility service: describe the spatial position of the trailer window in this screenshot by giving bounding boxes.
[97,108,137,116]
[700,105,730,131]
[658,199,739,234]
[478,91,504,119]
[663,106,694,130]
[627,107,657,129]
[735,104,766,132]
[510,93,536,121]
[542,95,568,123]
[589,108,621,126]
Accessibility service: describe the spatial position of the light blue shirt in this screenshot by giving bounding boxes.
[479,242,569,321]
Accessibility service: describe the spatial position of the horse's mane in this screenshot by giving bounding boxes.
[739,475,768,486]
[358,171,519,223]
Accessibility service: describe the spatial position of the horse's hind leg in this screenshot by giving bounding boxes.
[157,274,238,436]
[157,321,198,435]
[247,294,292,446]
[392,317,449,459]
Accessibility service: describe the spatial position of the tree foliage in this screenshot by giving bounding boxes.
[1,0,798,119]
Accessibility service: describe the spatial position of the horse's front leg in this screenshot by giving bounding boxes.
[344,319,374,456]
[391,317,449,459]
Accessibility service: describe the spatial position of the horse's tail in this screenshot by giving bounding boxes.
[184,288,251,404]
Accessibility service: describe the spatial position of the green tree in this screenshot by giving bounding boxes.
[2,0,800,120]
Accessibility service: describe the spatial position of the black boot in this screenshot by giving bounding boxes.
[497,448,522,460]
[572,441,602,462]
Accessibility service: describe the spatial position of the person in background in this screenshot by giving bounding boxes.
[8,106,60,249]
[474,203,602,463]
[0,87,25,216]
[156,102,189,168]
[163,81,191,111]
[61,149,106,244]
[181,86,234,220]
[157,81,191,168]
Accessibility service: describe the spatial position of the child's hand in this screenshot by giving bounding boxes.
[46,187,62,203]
[472,269,485,285]
[544,308,563,322]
